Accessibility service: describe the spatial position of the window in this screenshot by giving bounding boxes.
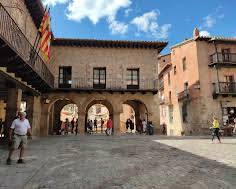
[168,72,171,85]
[225,75,234,83]
[59,66,72,88]
[222,49,230,62]
[127,69,139,89]
[174,66,177,75]
[182,57,186,71]
[93,68,106,89]
[182,102,188,123]
[224,75,234,93]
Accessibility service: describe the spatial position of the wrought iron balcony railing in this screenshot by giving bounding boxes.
[213,82,236,94]
[159,79,164,90]
[0,3,54,88]
[55,77,158,91]
[210,53,236,65]
[178,89,190,101]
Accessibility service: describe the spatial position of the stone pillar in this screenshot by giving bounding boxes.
[40,104,50,136]
[26,96,41,136]
[113,112,121,135]
[49,104,54,135]
[78,112,86,135]
[4,88,22,138]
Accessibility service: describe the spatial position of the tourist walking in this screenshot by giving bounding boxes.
[106,117,113,136]
[71,118,75,133]
[233,117,236,133]
[147,121,154,135]
[86,119,91,134]
[142,119,147,134]
[65,118,70,135]
[94,118,98,133]
[130,119,134,133]
[126,118,130,132]
[100,118,104,133]
[211,116,221,143]
[75,119,79,135]
[6,112,32,165]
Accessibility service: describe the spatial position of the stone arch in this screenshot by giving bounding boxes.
[84,98,114,133]
[45,95,82,135]
[122,99,149,121]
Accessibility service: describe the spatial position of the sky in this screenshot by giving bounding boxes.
[43,0,236,53]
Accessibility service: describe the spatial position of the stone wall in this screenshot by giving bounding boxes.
[50,46,158,89]
[0,0,38,45]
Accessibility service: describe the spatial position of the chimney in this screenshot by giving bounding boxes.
[193,28,200,38]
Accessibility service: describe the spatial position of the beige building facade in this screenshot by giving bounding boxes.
[42,39,166,135]
[159,29,236,136]
[0,0,167,137]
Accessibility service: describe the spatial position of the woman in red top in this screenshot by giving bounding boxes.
[106,117,113,136]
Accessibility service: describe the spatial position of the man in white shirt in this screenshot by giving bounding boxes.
[6,112,32,165]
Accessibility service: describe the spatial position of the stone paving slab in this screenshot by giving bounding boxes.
[0,135,235,189]
[154,138,236,168]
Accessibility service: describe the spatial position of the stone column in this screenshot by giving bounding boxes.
[78,112,86,135]
[40,104,50,137]
[26,96,41,136]
[4,88,22,138]
[113,112,121,135]
[48,104,54,135]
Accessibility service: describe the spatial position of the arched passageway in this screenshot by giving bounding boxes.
[120,104,136,133]
[48,98,79,135]
[87,104,109,133]
[85,100,113,134]
[121,100,148,134]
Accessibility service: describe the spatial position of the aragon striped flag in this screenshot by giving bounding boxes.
[39,9,52,62]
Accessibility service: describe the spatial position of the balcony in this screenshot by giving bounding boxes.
[54,77,158,94]
[0,3,54,91]
[213,82,236,97]
[209,53,236,66]
[178,89,190,101]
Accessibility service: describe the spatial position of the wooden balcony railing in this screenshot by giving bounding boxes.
[55,77,158,91]
[210,53,236,65]
[0,3,54,88]
[213,82,236,94]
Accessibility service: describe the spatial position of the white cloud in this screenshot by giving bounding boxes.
[66,0,132,24]
[108,18,128,35]
[202,7,225,29]
[42,0,68,6]
[200,30,210,37]
[203,15,216,28]
[125,8,132,17]
[131,10,171,39]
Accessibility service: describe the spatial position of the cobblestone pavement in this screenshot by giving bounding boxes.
[0,135,236,189]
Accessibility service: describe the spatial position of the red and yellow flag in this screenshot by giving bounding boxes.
[39,10,52,62]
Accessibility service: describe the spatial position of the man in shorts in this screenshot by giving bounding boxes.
[6,112,32,165]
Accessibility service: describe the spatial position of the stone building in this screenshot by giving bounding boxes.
[159,28,236,136]
[0,0,167,137]
[0,0,53,137]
